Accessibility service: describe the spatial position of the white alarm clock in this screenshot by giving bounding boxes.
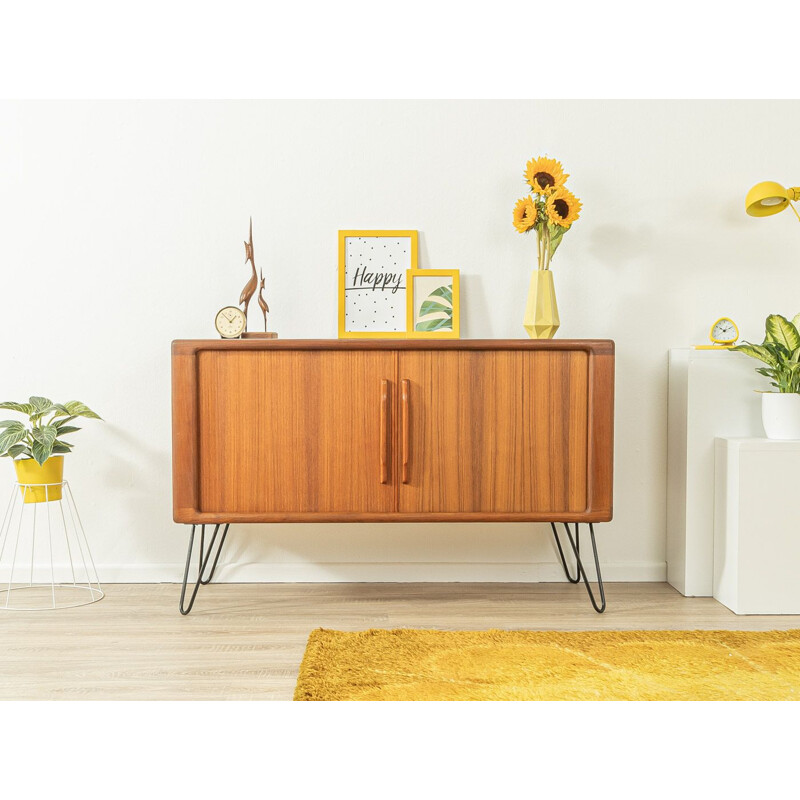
[215,306,246,339]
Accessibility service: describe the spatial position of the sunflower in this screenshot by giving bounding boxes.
[512,196,538,232]
[524,156,568,194]
[545,187,582,227]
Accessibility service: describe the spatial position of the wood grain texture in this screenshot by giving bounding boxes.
[1,583,797,700]
[171,339,614,523]
[398,349,589,514]
[172,351,199,521]
[588,351,615,520]
[197,349,396,514]
[172,339,614,354]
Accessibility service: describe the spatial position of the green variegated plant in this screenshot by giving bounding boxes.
[0,398,102,465]
[731,314,800,394]
[415,285,454,332]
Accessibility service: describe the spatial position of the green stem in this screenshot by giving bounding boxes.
[536,224,542,269]
[544,225,551,270]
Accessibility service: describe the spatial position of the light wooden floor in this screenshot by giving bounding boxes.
[2,582,800,700]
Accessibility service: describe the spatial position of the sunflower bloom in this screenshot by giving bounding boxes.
[546,187,581,227]
[524,156,568,194]
[512,196,538,233]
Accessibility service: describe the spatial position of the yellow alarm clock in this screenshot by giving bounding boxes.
[695,317,739,349]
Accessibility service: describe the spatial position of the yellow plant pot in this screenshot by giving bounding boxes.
[14,456,64,503]
[523,269,560,339]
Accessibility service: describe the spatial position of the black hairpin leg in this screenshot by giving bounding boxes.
[550,522,606,613]
[550,523,581,583]
[179,523,231,615]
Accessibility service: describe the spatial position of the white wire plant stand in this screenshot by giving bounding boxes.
[0,480,103,610]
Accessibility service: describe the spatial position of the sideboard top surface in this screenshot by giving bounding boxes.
[173,338,615,355]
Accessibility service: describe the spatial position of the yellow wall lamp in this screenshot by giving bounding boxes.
[746,181,800,220]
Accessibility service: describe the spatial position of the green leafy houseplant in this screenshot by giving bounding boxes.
[0,397,102,465]
[731,314,800,393]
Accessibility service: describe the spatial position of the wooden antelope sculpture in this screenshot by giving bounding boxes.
[239,218,277,338]
[257,269,269,332]
[239,217,258,328]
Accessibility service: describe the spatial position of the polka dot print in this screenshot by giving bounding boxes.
[343,235,411,333]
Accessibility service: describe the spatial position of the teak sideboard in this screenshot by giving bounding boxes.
[171,339,615,612]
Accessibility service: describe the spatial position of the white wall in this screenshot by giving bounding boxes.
[1,100,798,583]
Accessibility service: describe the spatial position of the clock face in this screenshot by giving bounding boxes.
[215,306,246,339]
[711,318,738,344]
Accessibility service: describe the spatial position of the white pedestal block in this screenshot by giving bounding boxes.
[667,349,762,596]
[714,438,800,614]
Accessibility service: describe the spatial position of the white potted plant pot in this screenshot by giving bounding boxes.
[761,392,800,440]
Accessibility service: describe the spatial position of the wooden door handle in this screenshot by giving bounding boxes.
[380,379,389,484]
[401,378,410,483]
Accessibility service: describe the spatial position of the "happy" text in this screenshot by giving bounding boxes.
[352,266,403,293]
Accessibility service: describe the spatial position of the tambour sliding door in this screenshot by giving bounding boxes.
[196,349,397,515]
[396,349,590,514]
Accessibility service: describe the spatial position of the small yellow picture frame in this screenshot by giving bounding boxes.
[338,230,418,339]
[406,269,460,339]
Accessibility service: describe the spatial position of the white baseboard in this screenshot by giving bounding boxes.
[28,560,667,583]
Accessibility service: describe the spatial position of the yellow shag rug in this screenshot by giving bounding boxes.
[294,628,800,701]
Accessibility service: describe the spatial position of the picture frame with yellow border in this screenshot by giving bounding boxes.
[338,230,418,338]
[406,268,460,339]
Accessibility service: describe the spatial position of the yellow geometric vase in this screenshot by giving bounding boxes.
[523,269,560,339]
